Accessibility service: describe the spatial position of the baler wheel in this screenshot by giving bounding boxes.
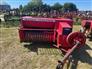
[67,32,86,47]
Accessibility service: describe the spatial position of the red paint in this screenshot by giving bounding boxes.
[81,20,92,30]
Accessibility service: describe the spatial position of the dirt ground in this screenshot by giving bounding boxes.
[0,25,92,69]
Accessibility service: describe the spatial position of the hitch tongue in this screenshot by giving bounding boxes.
[61,41,80,62]
[58,41,80,69]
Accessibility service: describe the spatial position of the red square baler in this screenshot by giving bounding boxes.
[19,16,76,48]
[80,20,92,40]
[18,16,86,69]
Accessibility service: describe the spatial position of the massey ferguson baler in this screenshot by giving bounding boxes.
[19,16,86,69]
[80,20,92,40]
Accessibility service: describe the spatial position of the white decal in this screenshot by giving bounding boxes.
[22,17,56,22]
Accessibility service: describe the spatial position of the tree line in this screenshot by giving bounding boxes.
[19,0,78,16]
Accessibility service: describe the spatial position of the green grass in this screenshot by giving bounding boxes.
[0,21,19,28]
[0,28,62,69]
[73,17,81,25]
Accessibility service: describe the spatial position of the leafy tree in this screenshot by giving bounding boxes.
[31,0,43,6]
[63,3,77,12]
[42,4,51,12]
[23,0,43,12]
[19,5,23,12]
[19,5,23,15]
[51,2,62,11]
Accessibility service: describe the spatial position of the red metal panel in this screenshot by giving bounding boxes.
[90,21,92,30]
[21,19,56,29]
[19,29,54,42]
[19,30,24,42]
[21,16,73,29]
